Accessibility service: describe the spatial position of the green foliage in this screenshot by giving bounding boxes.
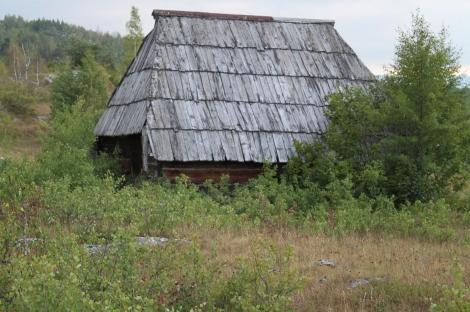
[0,15,124,65]
[0,78,42,116]
[50,50,109,113]
[431,259,470,311]
[289,10,470,205]
[35,99,120,188]
[121,6,144,72]
[220,237,306,311]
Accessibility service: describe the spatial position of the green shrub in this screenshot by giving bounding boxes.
[431,259,470,311]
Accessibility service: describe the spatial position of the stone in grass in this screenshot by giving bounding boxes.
[313,259,336,268]
[349,277,384,289]
[87,237,188,256]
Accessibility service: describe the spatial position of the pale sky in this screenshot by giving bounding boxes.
[1,0,469,75]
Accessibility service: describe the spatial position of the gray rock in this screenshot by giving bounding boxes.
[314,259,336,267]
[349,277,384,289]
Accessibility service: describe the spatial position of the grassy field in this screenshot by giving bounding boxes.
[190,226,469,311]
[1,101,469,311]
[0,102,49,159]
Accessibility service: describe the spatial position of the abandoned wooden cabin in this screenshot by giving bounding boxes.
[94,9,374,183]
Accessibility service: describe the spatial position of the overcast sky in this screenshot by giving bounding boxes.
[1,0,469,75]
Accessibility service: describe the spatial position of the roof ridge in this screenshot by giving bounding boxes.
[152,10,335,25]
[152,10,274,22]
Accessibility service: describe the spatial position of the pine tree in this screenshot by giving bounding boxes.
[297,10,470,204]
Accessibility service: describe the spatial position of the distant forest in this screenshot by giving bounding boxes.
[0,15,125,73]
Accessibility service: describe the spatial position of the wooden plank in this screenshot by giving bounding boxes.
[150,100,165,128]
[212,47,227,73]
[232,102,249,131]
[284,105,300,132]
[228,20,245,47]
[169,17,185,45]
[208,19,227,47]
[194,18,211,46]
[248,74,264,103]
[276,76,293,104]
[266,103,284,131]
[276,104,292,132]
[230,48,249,74]
[248,49,267,74]
[183,100,197,129]
[179,72,193,100]
[238,131,252,161]
[217,19,236,47]
[281,133,295,158]
[236,21,257,48]
[193,46,209,71]
[247,22,265,51]
[210,73,225,100]
[191,101,204,129]
[200,130,214,160]
[164,45,179,70]
[248,132,263,163]
[195,101,210,129]
[164,99,179,129]
[176,45,190,71]
[265,132,279,162]
[241,74,256,102]
[190,72,204,101]
[228,73,243,102]
[193,131,210,161]
[199,72,214,100]
[167,130,182,161]
[231,131,245,162]
[224,101,242,130]
[268,76,284,103]
[242,102,259,131]
[303,104,319,133]
[173,100,191,129]
[217,131,233,161]
[163,71,177,99]
[159,130,175,160]
[273,132,288,162]
[207,101,228,130]
[182,131,197,160]
[257,75,273,103]
[208,131,224,161]
[260,22,277,49]
[249,103,265,131]
[235,74,251,103]
[168,71,184,99]
[242,49,256,74]
[258,131,270,162]
[273,22,291,49]
[280,22,301,50]
[260,50,278,75]
[220,73,234,101]
[284,76,303,104]
[295,105,310,133]
[202,47,218,72]
[223,131,237,161]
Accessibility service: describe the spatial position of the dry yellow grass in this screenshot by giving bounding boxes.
[177,225,469,311]
[0,102,49,159]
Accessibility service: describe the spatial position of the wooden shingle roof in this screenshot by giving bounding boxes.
[94,10,374,163]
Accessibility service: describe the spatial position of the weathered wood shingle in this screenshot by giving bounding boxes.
[94,10,374,163]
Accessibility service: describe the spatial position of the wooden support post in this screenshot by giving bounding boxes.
[142,126,149,172]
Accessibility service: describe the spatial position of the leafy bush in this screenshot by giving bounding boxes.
[0,79,41,116]
[431,259,470,311]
